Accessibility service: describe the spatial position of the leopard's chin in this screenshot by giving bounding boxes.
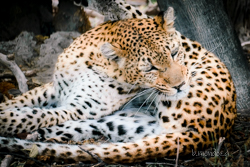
[161,87,190,101]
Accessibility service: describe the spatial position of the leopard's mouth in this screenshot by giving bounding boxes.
[155,85,183,94]
[158,86,190,101]
[155,86,169,93]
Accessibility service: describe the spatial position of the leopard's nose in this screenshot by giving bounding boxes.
[173,81,185,92]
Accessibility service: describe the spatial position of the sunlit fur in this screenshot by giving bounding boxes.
[0,5,236,164]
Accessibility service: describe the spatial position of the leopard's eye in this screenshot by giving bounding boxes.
[144,58,158,72]
[160,68,167,72]
[171,50,178,57]
[171,44,179,58]
[171,49,179,58]
[145,65,158,72]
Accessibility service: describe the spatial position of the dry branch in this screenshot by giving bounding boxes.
[0,155,14,167]
[241,41,250,46]
[216,137,225,154]
[0,53,28,93]
[78,146,105,166]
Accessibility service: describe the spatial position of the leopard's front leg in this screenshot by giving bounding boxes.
[34,110,164,143]
[0,104,88,136]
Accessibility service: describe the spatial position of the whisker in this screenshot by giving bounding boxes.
[190,59,206,70]
[208,42,223,53]
[152,93,163,115]
[188,50,217,79]
[126,81,138,95]
[121,88,154,110]
[123,89,158,142]
[133,89,157,117]
[189,50,211,68]
[188,53,210,78]
[145,90,159,114]
[104,138,110,143]
[193,43,221,65]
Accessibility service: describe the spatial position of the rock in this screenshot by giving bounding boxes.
[0,31,81,85]
[34,31,81,83]
[14,32,37,67]
[0,31,37,67]
[8,89,22,97]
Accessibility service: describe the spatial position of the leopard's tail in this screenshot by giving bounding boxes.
[0,131,218,163]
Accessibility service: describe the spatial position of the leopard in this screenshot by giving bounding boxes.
[0,2,236,164]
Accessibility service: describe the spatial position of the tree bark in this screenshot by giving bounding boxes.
[157,0,250,110]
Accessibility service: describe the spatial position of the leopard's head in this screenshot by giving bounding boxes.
[100,7,190,100]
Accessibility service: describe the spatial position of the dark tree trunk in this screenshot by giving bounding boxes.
[157,0,250,111]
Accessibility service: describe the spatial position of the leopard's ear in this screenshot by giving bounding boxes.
[154,7,175,33]
[100,42,125,66]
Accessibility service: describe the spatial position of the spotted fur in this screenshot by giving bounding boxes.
[0,4,236,164]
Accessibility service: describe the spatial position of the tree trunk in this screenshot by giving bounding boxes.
[157,0,250,111]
